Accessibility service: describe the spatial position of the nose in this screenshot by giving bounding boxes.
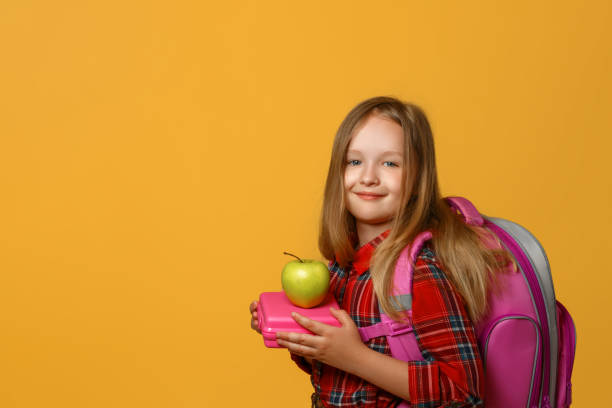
[360,162,379,186]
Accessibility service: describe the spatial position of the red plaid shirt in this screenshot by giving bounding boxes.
[292,230,484,407]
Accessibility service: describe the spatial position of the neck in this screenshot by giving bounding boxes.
[355,220,393,248]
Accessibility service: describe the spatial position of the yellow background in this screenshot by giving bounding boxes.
[1,1,610,406]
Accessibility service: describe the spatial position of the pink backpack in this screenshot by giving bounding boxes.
[358,197,576,408]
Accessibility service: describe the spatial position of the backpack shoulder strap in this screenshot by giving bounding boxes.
[357,230,433,364]
[444,196,484,226]
[389,230,433,312]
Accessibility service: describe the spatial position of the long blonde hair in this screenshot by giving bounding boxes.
[319,96,514,323]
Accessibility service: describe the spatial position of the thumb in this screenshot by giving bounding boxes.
[330,307,353,327]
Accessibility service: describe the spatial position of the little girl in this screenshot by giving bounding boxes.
[249,96,513,407]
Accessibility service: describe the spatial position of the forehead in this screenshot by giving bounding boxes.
[347,114,404,154]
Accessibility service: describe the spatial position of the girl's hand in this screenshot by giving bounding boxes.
[276,307,368,374]
[249,300,262,334]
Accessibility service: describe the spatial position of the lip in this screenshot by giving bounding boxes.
[355,192,385,200]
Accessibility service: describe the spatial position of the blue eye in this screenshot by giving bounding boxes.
[347,160,361,166]
[383,161,399,167]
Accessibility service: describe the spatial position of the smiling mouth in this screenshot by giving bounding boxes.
[356,193,384,200]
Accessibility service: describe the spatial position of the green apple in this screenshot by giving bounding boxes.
[281,252,330,308]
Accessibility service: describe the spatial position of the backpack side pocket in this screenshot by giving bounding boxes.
[555,300,576,408]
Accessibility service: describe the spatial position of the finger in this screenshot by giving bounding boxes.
[249,301,258,313]
[251,312,261,332]
[276,330,319,348]
[291,312,327,335]
[329,307,354,327]
[276,338,317,357]
[251,319,261,333]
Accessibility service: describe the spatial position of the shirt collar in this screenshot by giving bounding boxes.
[352,229,391,275]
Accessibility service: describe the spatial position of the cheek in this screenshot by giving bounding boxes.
[389,172,404,194]
[344,169,358,189]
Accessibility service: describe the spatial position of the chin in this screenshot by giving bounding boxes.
[355,215,393,225]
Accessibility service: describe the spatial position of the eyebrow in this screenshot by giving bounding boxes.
[347,149,403,156]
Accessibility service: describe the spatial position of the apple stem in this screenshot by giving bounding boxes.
[283,251,304,263]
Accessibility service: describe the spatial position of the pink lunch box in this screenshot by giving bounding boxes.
[258,291,341,348]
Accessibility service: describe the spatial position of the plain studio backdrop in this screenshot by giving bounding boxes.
[1,1,610,407]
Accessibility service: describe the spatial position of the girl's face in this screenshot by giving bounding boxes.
[344,114,405,231]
